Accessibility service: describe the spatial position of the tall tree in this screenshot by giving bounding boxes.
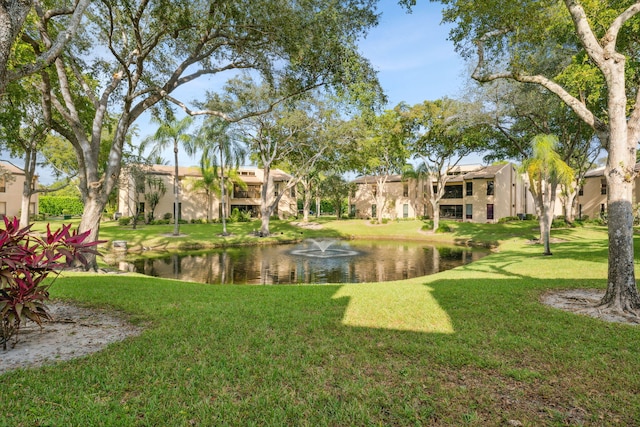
[194,117,246,234]
[35,0,382,268]
[401,98,487,231]
[225,80,341,235]
[522,134,574,256]
[143,115,195,236]
[436,0,640,314]
[349,109,409,224]
[0,78,77,226]
[319,174,355,219]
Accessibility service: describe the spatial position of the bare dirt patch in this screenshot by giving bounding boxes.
[541,289,640,325]
[291,221,324,230]
[0,301,142,374]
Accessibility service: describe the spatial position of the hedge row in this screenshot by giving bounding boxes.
[39,196,84,216]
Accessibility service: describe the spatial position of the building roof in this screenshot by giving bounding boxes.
[0,161,26,176]
[351,164,511,185]
[463,163,509,180]
[584,166,605,178]
[352,174,404,184]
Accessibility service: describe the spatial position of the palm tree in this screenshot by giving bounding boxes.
[195,117,246,235]
[143,116,195,236]
[187,154,219,223]
[522,134,574,255]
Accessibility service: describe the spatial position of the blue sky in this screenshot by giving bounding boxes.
[359,1,467,108]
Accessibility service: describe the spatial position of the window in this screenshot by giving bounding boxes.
[372,185,377,197]
[372,204,377,218]
[440,205,463,219]
[578,186,584,196]
[487,181,494,196]
[350,204,356,217]
[442,185,463,199]
[290,187,296,197]
[403,204,409,218]
[466,204,473,219]
[0,176,5,193]
[403,183,409,197]
[466,182,473,196]
[274,183,280,197]
[487,204,494,220]
[234,184,261,198]
[0,201,5,217]
[600,179,607,195]
[601,203,606,214]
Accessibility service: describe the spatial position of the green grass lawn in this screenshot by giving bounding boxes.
[3,219,640,425]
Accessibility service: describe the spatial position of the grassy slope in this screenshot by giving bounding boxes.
[3,219,639,425]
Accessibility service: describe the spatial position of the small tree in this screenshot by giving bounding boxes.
[0,217,100,350]
[319,175,355,219]
[144,176,167,223]
[522,135,574,256]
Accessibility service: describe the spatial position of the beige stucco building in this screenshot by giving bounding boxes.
[350,163,533,223]
[574,164,640,220]
[0,161,38,219]
[117,165,297,222]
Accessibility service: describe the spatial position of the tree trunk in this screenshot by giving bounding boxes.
[564,186,577,223]
[539,180,556,256]
[173,144,180,236]
[78,193,104,270]
[259,166,272,236]
[302,179,311,222]
[20,189,31,227]
[598,60,640,313]
[430,198,440,232]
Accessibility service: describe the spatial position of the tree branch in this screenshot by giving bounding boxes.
[472,28,607,135]
[6,0,91,83]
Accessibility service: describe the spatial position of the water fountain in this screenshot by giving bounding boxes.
[289,238,360,258]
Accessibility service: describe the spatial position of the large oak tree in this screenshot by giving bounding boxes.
[28,0,382,267]
[434,0,640,314]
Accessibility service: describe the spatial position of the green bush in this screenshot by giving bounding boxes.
[118,216,132,226]
[436,223,453,233]
[498,216,521,223]
[39,196,84,216]
[163,212,172,220]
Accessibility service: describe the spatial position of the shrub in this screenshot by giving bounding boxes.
[163,212,172,220]
[38,196,84,216]
[0,217,100,350]
[498,216,520,223]
[118,216,132,226]
[436,223,453,233]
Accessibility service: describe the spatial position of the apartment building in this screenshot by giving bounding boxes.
[574,163,640,220]
[0,161,38,219]
[117,165,297,221]
[350,163,532,223]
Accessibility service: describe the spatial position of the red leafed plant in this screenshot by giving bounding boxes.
[0,216,101,350]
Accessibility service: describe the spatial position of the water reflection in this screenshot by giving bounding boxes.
[114,240,487,285]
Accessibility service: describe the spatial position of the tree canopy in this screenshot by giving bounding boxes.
[435,0,640,314]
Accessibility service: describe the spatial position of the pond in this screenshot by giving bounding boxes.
[112,239,488,285]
